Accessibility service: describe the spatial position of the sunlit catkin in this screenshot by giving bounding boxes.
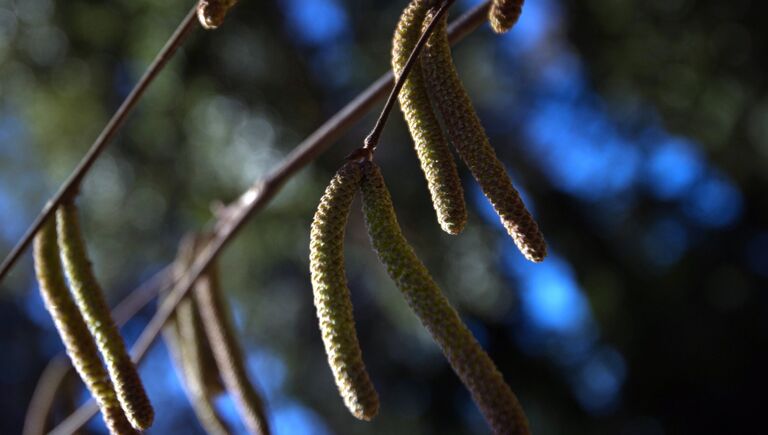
[56,202,154,430]
[197,0,238,29]
[489,0,524,34]
[420,11,547,262]
[309,162,379,420]
[194,262,271,435]
[393,0,467,235]
[360,161,530,435]
[33,218,136,435]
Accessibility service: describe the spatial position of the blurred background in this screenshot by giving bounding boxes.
[1,0,766,433]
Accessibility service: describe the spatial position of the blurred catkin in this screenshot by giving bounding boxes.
[197,0,238,29]
[420,11,547,262]
[360,161,530,435]
[56,202,154,430]
[489,0,524,34]
[309,162,379,421]
[33,217,136,435]
[163,236,230,435]
[194,261,271,435]
[393,0,467,235]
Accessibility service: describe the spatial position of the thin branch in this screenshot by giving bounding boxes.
[363,0,455,152]
[49,2,492,433]
[0,6,199,283]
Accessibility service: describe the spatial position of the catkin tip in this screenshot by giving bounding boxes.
[197,0,238,30]
[489,0,524,34]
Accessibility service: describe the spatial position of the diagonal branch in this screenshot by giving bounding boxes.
[0,5,200,283]
[49,1,492,433]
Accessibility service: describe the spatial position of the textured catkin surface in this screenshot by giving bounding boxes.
[33,218,136,435]
[197,0,238,29]
[393,0,467,235]
[164,292,230,435]
[360,162,530,435]
[309,162,380,420]
[194,264,271,435]
[490,0,524,34]
[56,202,154,431]
[420,12,547,263]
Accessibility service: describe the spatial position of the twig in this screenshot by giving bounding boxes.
[0,6,199,283]
[23,267,170,435]
[48,2,492,433]
[363,0,455,152]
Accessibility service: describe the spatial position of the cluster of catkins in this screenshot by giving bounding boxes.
[162,234,270,435]
[33,201,153,434]
[309,1,540,434]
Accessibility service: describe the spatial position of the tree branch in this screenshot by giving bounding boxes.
[0,6,199,283]
[48,1,492,433]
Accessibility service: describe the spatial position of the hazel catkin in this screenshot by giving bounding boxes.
[196,0,238,29]
[360,161,530,435]
[393,0,467,235]
[194,262,271,435]
[309,162,379,420]
[489,0,524,34]
[33,217,136,435]
[420,10,547,262]
[56,201,154,430]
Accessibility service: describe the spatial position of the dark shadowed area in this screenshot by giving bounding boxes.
[1,0,766,433]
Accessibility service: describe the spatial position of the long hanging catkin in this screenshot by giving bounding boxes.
[420,11,546,262]
[33,218,136,435]
[163,237,230,435]
[194,261,271,435]
[309,162,379,420]
[360,161,530,435]
[489,0,524,34]
[56,202,154,431]
[393,0,467,235]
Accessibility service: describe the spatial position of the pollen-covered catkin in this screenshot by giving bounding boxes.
[360,161,530,435]
[196,0,238,29]
[33,218,136,435]
[489,0,524,34]
[309,162,379,420]
[393,0,467,235]
[194,263,271,435]
[420,11,547,262]
[56,202,154,430]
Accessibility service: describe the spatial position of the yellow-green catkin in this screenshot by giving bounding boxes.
[56,202,154,430]
[393,0,467,235]
[197,0,238,29]
[309,162,379,420]
[360,161,530,435]
[164,237,230,435]
[33,218,136,435]
[194,263,271,435]
[420,11,547,263]
[489,0,524,34]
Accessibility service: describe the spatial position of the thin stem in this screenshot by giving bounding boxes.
[0,6,199,284]
[48,2,492,433]
[363,0,455,151]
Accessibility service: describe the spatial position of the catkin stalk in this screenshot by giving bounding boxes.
[33,218,136,435]
[420,11,546,262]
[194,262,271,435]
[393,0,467,235]
[489,0,524,34]
[56,202,154,430]
[360,161,530,435]
[309,162,379,420]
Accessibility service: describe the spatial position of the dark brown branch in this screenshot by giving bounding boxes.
[48,2,492,433]
[363,0,455,151]
[0,6,199,283]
